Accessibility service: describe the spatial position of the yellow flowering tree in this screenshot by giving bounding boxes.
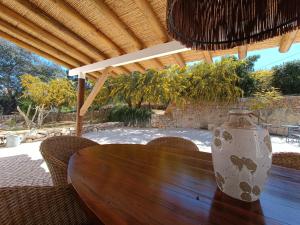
[18,74,75,128]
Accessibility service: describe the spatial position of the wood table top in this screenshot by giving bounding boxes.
[68,144,300,225]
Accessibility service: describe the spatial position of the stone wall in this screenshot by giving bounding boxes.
[44,107,111,123]
[151,96,300,136]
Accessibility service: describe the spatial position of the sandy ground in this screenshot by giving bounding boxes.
[0,128,299,187]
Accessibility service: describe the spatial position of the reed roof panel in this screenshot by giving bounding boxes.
[0,0,299,78]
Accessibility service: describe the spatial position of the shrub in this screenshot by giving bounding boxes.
[251,70,274,92]
[272,61,300,95]
[108,105,152,126]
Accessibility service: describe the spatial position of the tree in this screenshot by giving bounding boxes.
[48,78,76,113]
[0,38,67,114]
[18,74,75,128]
[235,55,260,97]
[186,57,243,103]
[248,88,283,124]
[272,61,300,95]
[251,70,273,92]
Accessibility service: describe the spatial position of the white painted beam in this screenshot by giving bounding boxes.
[69,41,190,75]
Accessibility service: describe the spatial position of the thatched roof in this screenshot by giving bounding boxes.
[0,0,299,79]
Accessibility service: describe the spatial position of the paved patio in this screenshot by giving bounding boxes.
[0,128,299,187]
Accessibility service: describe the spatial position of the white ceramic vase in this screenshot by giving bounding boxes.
[211,110,272,202]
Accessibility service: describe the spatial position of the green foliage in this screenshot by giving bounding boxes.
[108,105,152,126]
[0,38,66,114]
[0,95,17,115]
[251,70,274,92]
[185,57,243,102]
[235,55,260,97]
[248,88,283,111]
[20,74,76,109]
[272,61,300,95]
[48,78,76,109]
[94,58,245,109]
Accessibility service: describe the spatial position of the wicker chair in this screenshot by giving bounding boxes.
[40,136,99,186]
[272,152,300,170]
[146,136,213,159]
[147,137,199,151]
[0,184,89,225]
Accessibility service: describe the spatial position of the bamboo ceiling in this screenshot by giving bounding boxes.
[0,0,299,79]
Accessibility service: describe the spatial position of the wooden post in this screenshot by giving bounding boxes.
[76,73,85,136]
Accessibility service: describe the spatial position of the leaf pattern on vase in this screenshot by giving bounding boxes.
[230,155,244,171]
[230,155,257,174]
[215,172,225,191]
[252,185,261,196]
[264,135,272,153]
[214,129,220,137]
[239,182,251,193]
[214,138,222,148]
[239,182,261,201]
[222,130,232,141]
[240,192,252,202]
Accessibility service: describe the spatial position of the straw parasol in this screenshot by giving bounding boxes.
[167,0,300,50]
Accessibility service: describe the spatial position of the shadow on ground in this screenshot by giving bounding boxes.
[85,128,213,152]
[0,154,52,187]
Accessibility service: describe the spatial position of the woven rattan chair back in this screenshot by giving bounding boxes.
[147,136,200,154]
[40,136,99,186]
[272,152,300,170]
[0,184,89,225]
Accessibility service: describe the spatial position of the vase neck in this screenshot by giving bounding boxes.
[225,111,256,128]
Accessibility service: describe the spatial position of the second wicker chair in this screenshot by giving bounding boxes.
[272,152,300,170]
[147,136,213,159]
[147,136,198,151]
[40,136,99,186]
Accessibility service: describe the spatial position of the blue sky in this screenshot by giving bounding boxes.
[213,43,300,71]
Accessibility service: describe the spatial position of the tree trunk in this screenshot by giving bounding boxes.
[126,99,132,108]
[17,106,34,129]
[56,108,61,122]
[36,105,51,128]
[136,96,144,108]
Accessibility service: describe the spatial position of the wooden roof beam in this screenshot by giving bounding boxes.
[0,18,82,67]
[279,30,298,53]
[13,0,132,76]
[14,0,106,61]
[153,59,164,70]
[238,45,247,59]
[131,63,146,73]
[173,54,185,67]
[80,67,113,116]
[90,0,143,50]
[90,1,165,73]
[0,30,99,80]
[134,0,183,69]
[0,30,73,69]
[0,3,93,64]
[202,51,213,64]
[134,0,168,42]
[69,41,190,75]
[48,0,123,55]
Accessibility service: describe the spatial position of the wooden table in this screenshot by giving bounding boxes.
[68,144,300,225]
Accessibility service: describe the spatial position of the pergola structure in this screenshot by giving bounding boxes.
[0,0,299,135]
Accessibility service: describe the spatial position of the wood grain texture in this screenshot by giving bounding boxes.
[68,144,300,225]
[75,78,85,136]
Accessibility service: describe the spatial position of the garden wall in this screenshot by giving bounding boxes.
[44,107,111,123]
[151,96,300,136]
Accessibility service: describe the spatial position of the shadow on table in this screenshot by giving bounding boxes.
[208,189,265,225]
